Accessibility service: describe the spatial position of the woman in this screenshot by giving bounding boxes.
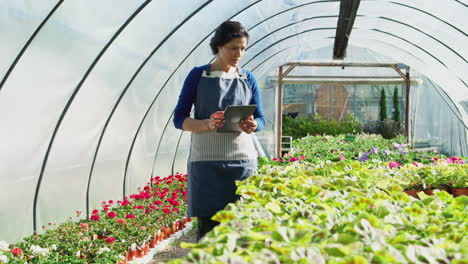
[173,21,265,241]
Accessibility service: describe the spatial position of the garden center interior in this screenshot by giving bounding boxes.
[0,0,466,258]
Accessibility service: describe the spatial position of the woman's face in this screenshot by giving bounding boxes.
[217,37,247,67]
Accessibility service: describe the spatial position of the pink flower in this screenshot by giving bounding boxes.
[126,214,135,219]
[80,223,89,229]
[10,247,23,256]
[173,208,179,212]
[116,218,127,224]
[289,157,298,162]
[339,155,345,161]
[105,237,116,244]
[76,210,82,217]
[272,158,281,162]
[90,214,100,221]
[107,212,117,219]
[388,161,401,168]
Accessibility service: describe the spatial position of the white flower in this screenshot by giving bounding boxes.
[0,254,8,263]
[50,244,57,251]
[97,247,111,255]
[29,245,49,257]
[0,241,9,251]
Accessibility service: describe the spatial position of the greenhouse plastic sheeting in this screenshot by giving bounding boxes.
[0,0,466,242]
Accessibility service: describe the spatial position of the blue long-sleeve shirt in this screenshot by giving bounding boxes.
[173,65,265,132]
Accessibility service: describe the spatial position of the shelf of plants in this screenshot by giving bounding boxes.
[172,134,467,264]
[0,173,190,264]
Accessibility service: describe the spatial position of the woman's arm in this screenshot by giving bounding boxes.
[173,67,225,132]
[182,111,225,132]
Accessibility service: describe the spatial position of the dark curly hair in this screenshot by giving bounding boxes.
[210,21,249,55]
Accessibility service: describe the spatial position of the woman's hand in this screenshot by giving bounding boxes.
[208,111,225,131]
[240,115,257,134]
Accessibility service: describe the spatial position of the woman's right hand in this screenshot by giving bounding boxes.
[208,111,225,131]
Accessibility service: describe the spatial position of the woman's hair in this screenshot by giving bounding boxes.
[210,21,249,54]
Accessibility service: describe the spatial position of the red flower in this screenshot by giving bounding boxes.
[92,209,99,214]
[163,208,171,214]
[107,212,117,218]
[116,218,127,224]
[105,237,116,244]
[172,208,179,212]
[126,214,135,219]
[145,209,151,214]
[154,200,162,205]
[102,207,110,212]
[121,200,131,206]
[108,200,114,204]
[90,214,100,221]
[10,247,23,256]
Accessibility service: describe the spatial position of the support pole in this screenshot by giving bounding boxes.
[404,66,410,139]
[276,66,283,158]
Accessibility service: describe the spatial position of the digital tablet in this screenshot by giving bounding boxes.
[216,105,257,133]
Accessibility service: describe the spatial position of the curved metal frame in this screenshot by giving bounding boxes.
[0,0,64,92]
[32,0,152,230]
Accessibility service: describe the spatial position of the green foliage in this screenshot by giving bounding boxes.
[379,89,387,121]
[282,114,362,139]
[362,119,402,139]
[392,87,400,123]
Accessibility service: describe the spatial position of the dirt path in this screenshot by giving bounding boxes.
[148,227,197,264]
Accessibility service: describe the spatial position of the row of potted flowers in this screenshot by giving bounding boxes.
[0,173,190,264]
[260,134,448,166]
[172,156,467,263]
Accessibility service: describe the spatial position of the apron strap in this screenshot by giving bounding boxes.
[237,67,245,78]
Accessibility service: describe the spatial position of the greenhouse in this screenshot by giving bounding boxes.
[0,0,467,263]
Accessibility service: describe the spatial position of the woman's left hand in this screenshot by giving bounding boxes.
[240,115,257,134]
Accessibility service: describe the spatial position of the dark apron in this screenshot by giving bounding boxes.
[187,65,258,217]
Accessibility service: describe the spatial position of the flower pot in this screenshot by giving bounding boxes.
[423,189,434,195]
[126,250,136,261]
[451,188,468,197]
[149,239,156,248]
[143,243,149,255]
[136,248,144,258]
[404,190,421,198]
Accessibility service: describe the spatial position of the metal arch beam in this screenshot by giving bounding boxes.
[86,0,216,219]
[0,0,64,92]
[242,27,336,68]
[333,0,361,59]
[389,1,467,37]
[32,0,152,231]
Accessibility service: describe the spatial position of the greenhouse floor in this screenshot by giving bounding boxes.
[149,227,196,263]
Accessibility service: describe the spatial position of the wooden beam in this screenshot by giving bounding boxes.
[276,66,283,158]
[281,63,297,78]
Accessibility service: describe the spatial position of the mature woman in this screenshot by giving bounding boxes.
[173,21,265,240]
